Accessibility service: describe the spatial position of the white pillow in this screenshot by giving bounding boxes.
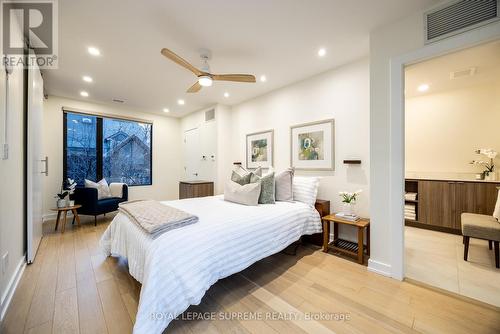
[109,182,125,198]
[224,180,261,206]
[85,178,112,200]
[293,176,320,206]
[275,167,294,202]
[493,187,500,222]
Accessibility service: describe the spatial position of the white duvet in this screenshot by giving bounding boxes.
[100,195,322,334]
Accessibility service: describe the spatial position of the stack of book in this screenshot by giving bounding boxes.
[335,212,360,222]
[405,203,416,221]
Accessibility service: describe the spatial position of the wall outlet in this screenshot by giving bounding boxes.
[2,252,9,274]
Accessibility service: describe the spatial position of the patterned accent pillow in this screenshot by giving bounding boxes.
[231,170,251,185]
[85,178,112,200]
[250,171,275,204]
[275,168,294,202]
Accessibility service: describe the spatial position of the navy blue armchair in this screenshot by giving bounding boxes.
[72,184,128,225]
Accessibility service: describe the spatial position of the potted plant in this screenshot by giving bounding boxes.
[55,178,77,208]
[339,190,362,216]
[471,148,498,181]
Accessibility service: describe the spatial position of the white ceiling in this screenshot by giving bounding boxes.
[44,0,439,117]
[405,40,500,98]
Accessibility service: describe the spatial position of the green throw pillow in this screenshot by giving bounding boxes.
[250,171,275,204]
[231,170,251,185]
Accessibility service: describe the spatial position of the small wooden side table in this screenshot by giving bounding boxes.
[50,205,82,233]
[322,214,370,264]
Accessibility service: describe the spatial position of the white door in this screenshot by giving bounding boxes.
[27,62,44,263]
[184,128,200,180]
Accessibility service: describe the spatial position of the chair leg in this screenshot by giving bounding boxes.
[94,215,97,226]
[495,241,499,269]
[463,236,470,261]
[489,240,492,250]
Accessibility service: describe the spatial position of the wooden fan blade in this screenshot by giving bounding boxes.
[161,48,202,76]
[212,74,256,83]
[187,81,202,93]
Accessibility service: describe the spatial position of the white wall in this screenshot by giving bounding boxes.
[42,96,183,219]
[229,59,370,240]
[0,21,26,318]
[406,83,500,178]
[370,4,500,277]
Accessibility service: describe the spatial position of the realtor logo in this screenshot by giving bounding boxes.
[2,0,58,68]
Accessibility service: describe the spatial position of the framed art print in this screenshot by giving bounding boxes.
[246,130,274,169]
[290,119,334,170]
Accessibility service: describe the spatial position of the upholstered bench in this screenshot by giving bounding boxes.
[461,213,500,268]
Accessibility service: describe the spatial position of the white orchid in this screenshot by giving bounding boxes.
[476,148,498,159]
[339,190,362,204]
[471,148,497,175]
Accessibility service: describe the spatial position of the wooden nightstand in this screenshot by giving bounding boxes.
[322,214,370,264]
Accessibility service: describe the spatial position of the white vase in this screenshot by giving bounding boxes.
[342,202,355,216]
[57,198,66,208]
[485,172,497,181]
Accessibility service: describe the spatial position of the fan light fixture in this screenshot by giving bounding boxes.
[418,83,429,92]
[198,75,213,87]
[160,48,256,93]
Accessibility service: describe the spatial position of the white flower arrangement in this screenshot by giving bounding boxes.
[470,148,498,176]
[339,190,362,204]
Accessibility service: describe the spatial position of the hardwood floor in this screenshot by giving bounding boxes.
[1,214,500,334]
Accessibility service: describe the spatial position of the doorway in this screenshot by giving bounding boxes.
[183,128,201,180]
[402,40,500,306]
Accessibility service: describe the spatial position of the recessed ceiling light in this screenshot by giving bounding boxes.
[82,75,93,83]
[177,99,185,105]
[260,75,267,82]
[318,48,326,57]
[80,91,89,97]
[417,83,429,92]
[88,47,100,56]
[224,92,230,98]
[163,108,170,113]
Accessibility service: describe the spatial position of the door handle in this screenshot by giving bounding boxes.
[193,173,198,176]
[41,156,48,176]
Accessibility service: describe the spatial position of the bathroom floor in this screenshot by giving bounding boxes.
[405,226,500,307]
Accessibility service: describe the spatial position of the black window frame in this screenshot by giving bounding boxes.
[63,110,153,187]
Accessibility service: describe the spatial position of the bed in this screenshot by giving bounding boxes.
[100,195,322,334]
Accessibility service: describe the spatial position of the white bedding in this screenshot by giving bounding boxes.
[100,195,322,334]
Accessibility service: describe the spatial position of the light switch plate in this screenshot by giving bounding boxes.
[2,143,8,160]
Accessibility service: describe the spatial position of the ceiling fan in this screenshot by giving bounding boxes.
[160,48,256,93]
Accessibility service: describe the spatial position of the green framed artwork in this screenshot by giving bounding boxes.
[290,119,335,170]
[246,129,274,169]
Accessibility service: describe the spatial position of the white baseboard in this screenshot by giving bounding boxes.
[0,257,26,321]
[367,259,392,277]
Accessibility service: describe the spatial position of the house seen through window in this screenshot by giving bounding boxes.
[64,111,152,186]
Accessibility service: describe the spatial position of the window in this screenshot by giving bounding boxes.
[64,111,152,186]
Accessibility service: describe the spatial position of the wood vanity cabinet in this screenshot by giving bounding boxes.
[407,179,500,234]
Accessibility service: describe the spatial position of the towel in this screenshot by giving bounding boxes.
[119,200,198,238]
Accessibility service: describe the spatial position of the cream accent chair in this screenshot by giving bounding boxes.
[461,213,500,268]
